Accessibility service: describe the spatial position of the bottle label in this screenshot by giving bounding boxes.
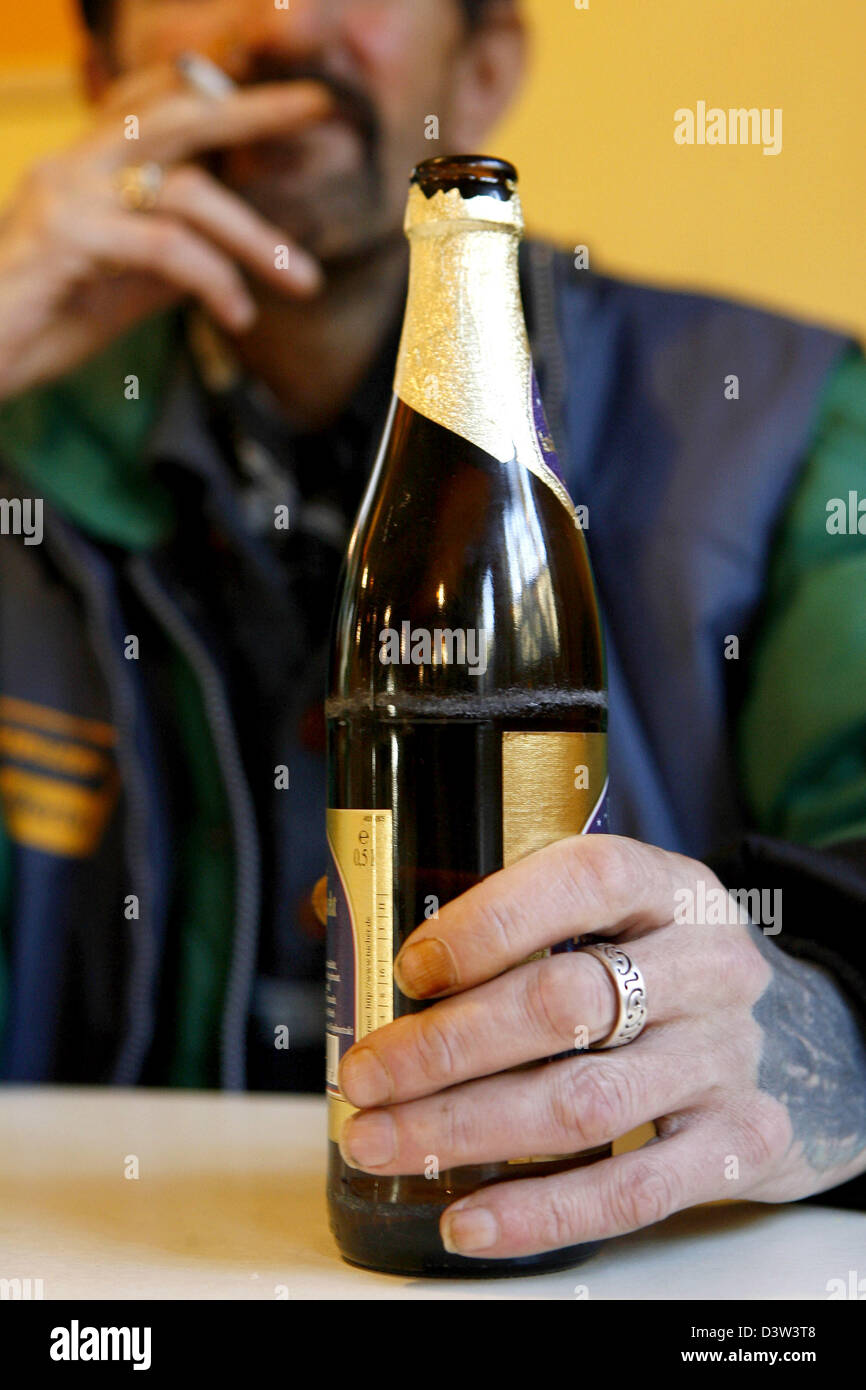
[326,809,394,1142]
[502,730,608,867]
[502,730,609,1165]
[326,735,607,1145]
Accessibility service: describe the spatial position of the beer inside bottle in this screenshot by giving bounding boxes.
[326,155,609,1277]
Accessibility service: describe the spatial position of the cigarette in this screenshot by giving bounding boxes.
[176,51,237,100]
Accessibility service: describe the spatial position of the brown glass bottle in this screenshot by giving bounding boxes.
[326,156,609,1277]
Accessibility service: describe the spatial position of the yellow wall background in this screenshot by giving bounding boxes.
[1,0,863,337]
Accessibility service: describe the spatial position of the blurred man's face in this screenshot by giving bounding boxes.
[106,0,512,264]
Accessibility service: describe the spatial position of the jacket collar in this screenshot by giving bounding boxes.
[0,312,179,550]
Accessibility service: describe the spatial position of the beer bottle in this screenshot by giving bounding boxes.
[326,155,608,1276]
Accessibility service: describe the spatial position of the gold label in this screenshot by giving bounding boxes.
[500,732,652,1161]
[326,808,393,1142]
[502,730,608,1164]
[502,731,608,867]
[394,187,578,522]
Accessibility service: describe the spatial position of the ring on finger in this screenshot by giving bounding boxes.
[115,162,164,213]
[580,942,648,1049]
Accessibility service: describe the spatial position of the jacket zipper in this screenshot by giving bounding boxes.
[128,554,262,1091]
[45,521,158,1086]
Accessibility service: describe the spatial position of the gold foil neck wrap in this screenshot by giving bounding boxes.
[404,182,524,234]
[395,185,576,521]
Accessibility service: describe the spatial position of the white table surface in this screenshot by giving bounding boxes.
[0,1087,862,1300]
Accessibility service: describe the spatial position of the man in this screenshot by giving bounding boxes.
[0,0,864,1263]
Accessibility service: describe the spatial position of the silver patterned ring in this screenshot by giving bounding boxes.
[580,943,648,1049]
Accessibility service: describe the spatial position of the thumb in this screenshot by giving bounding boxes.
[311,875,328,928]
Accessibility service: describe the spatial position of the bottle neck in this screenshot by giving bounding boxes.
[393,219,535,466]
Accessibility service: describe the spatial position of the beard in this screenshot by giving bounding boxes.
[207,60,395,264]
[216,125,391,263]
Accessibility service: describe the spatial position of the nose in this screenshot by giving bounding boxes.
[222,0,337,74]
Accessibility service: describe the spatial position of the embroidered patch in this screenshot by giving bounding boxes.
[0,696,119,858]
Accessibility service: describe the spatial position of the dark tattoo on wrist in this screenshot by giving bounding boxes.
[751,925,866,1174]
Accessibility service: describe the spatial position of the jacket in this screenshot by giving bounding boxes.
[0,239,864,1122]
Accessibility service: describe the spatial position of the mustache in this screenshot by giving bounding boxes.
[237,58,382,161]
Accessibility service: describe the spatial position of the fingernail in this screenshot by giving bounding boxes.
[339,1047,391,1107]
[394,937,456,997]
[441,1207,498,1255]
[228,297,256,331]
[290,253,324,294]
[340,1111,395,1169]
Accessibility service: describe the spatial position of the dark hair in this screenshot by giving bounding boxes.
[78,0,106,30]
[79,0,496,36]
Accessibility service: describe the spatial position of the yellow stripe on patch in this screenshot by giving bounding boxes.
[0,765,119,858]
[0,725,112,779]
[0,695,116,749]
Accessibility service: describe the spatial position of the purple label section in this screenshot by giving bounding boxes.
[325,841,355,1097]
[586,778,610,834]
[530,367,567,486]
